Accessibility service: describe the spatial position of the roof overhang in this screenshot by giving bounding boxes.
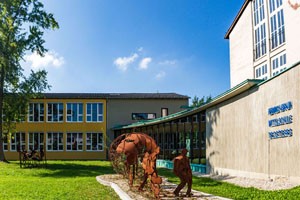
[225,0,252,39]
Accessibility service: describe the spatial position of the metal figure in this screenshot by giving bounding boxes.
[173,148,193,197]
[110,132,162,199]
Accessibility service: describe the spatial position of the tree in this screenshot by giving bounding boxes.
[191,95,212,107]
[0,0,59,162]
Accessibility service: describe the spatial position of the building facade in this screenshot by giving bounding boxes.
[225,0,300,88]
[3,93,188,160]
[205,0,300,182]
[111,0,300,183]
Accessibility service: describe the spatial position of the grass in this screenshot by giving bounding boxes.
[2,160,300,200]
[0,160,120,200]
[158,168,300,200]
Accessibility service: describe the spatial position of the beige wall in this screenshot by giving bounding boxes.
[107,99,188,142]
[206,63,300,181]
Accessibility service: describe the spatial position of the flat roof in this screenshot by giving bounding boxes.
[224,0,251,39]
[36,93,189,100]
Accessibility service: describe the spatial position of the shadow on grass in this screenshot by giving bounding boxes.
[157,168,222,188]
[33,161,116,178]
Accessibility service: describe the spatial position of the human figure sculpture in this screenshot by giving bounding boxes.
[173,148,193,197]
[111,132,162,199]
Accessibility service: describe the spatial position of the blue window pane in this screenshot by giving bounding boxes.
[79,103,83,114]
[98,103,103,114]
[87,116,91,122]
[87,104,91,114]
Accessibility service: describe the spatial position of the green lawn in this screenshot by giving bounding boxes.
[2,161,300,200]
[0,160,120,200]
[158,168,300,200]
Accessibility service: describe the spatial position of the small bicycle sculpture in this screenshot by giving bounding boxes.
[109,132,162,199]
[18,146,46,168]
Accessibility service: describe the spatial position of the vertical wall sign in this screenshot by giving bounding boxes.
[268,101,293,139]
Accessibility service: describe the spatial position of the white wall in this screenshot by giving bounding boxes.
[229,4,254,88]
[285,2,300,67]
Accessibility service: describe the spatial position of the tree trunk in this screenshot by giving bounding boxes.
[0,64,7,162]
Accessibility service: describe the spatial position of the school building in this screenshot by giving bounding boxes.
[2,93,188,160]
[114,0,300,182]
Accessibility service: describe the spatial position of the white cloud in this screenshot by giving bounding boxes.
[158,60,177,65]
[114,53,139,71]
[24,51,65,69]
[155,71,166,80]
[139,57,152,70]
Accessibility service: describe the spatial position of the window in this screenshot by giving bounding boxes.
[10,132,25,151]
[28,132,44,151]
[28,103,44,122]
[132,113,156,120]
[253,0,267,59]
[66,132,83,151]
[86,132,103,151]
[67,103,83,122]
[86,103,103,122]
[47,103,64,122]
[271,52,287,76]
[47,132,64,151]
[161,108,168,117]
[255,63,268,80]
[3,135,8,151]
[269,0,285,49]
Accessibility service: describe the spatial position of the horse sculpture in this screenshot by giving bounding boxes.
[110,132,162,199]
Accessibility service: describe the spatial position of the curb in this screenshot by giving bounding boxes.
[96,176,133,200]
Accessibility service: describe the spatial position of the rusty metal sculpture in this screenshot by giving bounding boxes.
[173,148,193,197]
[110,132,162,199]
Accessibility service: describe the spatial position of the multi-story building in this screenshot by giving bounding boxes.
[108,0,300,182]
[3,93,188,160]
[225,0,300,87]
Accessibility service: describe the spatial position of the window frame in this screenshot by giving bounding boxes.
[28,103,44,122]
[47,132,64,151]
[271,51,287,77]
[66,132,83,151]
[86,103,103,122]
[86,132,103,151]
[10,132,25,152]
[47,103,64,122]
[161,108,169,117]
[269,0,285,50]
[132,113,156,120]
[28,132,44,151]
[253,0,267,60]
[255,63,269,80]
[66,103,83,122]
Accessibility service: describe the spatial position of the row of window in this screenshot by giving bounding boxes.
[2,132,103,152]
[255,52,287,79]
[28,102,103,122]
[255,64,268,80]
[253,0,285,60]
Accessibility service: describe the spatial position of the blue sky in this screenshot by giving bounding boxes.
[23,0,243,99]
